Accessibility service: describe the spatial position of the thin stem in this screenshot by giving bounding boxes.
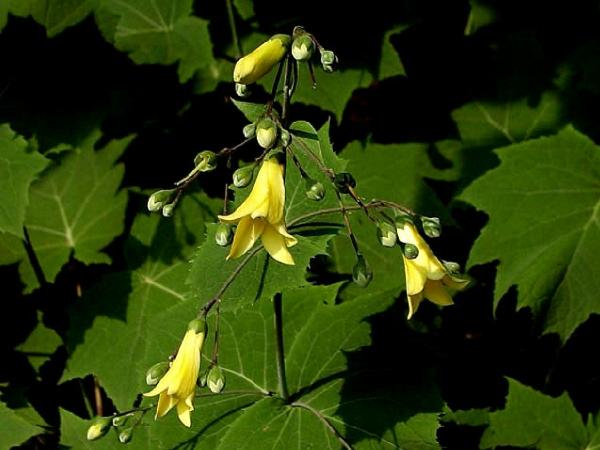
[225,0,242,59]
[291,401,353,450]
[281,55,293,124]
[273,294,290,401]
[211,301,221,364]
[195,390,271,398]
[22,226,46,287]
[335,191,360,255]
[93,376,103,416]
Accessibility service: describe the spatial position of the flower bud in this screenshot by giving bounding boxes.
[147,189,176,212]
[146,361,170,386]
[235,82,251,98]
[394,212,413,230]
[333,172,356,194]
[305,181,325,201]
[243,123,256,138]
[112,413,133,427]
[194,150,218,172]
[233,165,255,188]
[377,221,397,247]
[292,35,315,61]
[198,368,208,387]
[442,260,462,275]
[233,34,292,85]
[421,216,441,238]
[86,416,112,441]
[352,255,373,288]
[256,118,278,149]
[280,128,291,147]
[207,365,225,393]
[403,243,419,260]
[118,427,134,444]
[215,223,233,246]
[187,317,207,334]
[320,49,338,72]
[162,203,176,218]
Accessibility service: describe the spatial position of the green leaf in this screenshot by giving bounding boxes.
[230,98,266,123]
[480,378,595,450]
[461,126,600,341]
[2,0,95,37]
[378,25,408,80]
[464,0,497,35]
[233,0,253,20]
[95,0,214,82]
[64,193,220,410]
[0,402,41,449]
[0,124,48,238]
[17,311,63,371]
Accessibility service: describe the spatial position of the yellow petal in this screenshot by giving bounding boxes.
[233,37,288,85]
[423,280,454,306]
[262,223,295,265]
[228,217,265,259]
[407,292,423,319]
[443,274,470,291]
[265,160,285,224]
[176,399,192,428]
[398,222,445,280]
[155,392,177,419]
[403,256,427,296]
[274,222,297,247]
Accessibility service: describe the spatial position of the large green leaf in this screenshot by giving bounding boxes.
[1,0,95,36]
[480,378,598,449]
[0,402,41,449]
[461,126,600,341]
[0,132,132,291]
[95,0,214,82]
[16,311,63,372]
[0,124,48,238]
[378,25,408,80]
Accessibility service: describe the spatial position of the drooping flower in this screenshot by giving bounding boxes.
[233,34,291,85]
[144,320,206,427]
[397,221,469,319]
[218,157,297,265]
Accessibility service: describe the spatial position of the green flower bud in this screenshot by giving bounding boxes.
[280,128,291,147]
[243,123,256,138]
[292,35,315,61]
[352,255,373,288]
[333,172,357,194]
[112,413,133,427]
[394,211,414,230]
[256,118,278,149]
[146,361,170,386]
[233,165,255,188]
[118,426,134,444]
[421,216,441,238]
[207,365,226,393]
[235,82,251,98]
[198,368,208,387]
[215,223,233,247]
[305,181,325,201]
[377,221,397,247]
[187,317,207,334]
[194,150,218,172]
[403,243,419,260]
[442,260,462,275]
[86,417,112,441]
[147,189,176,212]
[161,203,176,218]
[320,49,338,72]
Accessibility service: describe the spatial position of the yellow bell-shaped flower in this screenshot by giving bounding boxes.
[233,34,291,85]
[219,157,297,265]
[144,320,206,427]
[397,221,469,319]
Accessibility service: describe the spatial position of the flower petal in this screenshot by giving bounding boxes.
[262,223,295,265]
[407,292,423,319]
[443,274,470,291]
[423,280,454,306]
[176,399,192,427]
[228,217,265,260]
[274,222,297,247]
[403,256,427,296]
[155,392,177,419]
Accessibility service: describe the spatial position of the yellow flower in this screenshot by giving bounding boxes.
[219,158,297,265]
[233,34,291,85]
[144,320,206,427]
[397,221,469,319]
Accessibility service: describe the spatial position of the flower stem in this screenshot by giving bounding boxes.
[273,293,290,401]
[225,0,242,59]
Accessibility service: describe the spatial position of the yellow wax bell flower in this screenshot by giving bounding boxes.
[218,158,297,265]
[397,221,469,319]
[144,320,206,427]
[233,34,291,85]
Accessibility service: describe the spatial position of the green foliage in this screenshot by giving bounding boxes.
[16,311,63,371]
[0,402,41,448]
[461,126,600,341]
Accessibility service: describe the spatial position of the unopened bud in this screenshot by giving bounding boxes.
[333,172,356,194]
[442,260,462,275]
[306,181,325,201]
[233,165,254,188]
[162,203,176,218]
[320,49,338,72]
[352,255,373,288]
[198,369,208,387]
[146,361,170,386]
[243,123,256,138]
[215,223,233,246]
[256,118,278,149]
[292,35,315,61]
[235,82,251,98]
[147,189,176,212]
[207,365,225,393]
[394,212,413,230]
[86,417,112,441]
[194,150,218,172]
[112,413,133,427]
[421,216,441,238]
[403,243,419,260]
[187,318,207,334]
[118,427,134,444]
[377,221,397,247]
[280,129,291,147]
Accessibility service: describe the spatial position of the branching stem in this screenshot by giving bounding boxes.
[273,294,290,401]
